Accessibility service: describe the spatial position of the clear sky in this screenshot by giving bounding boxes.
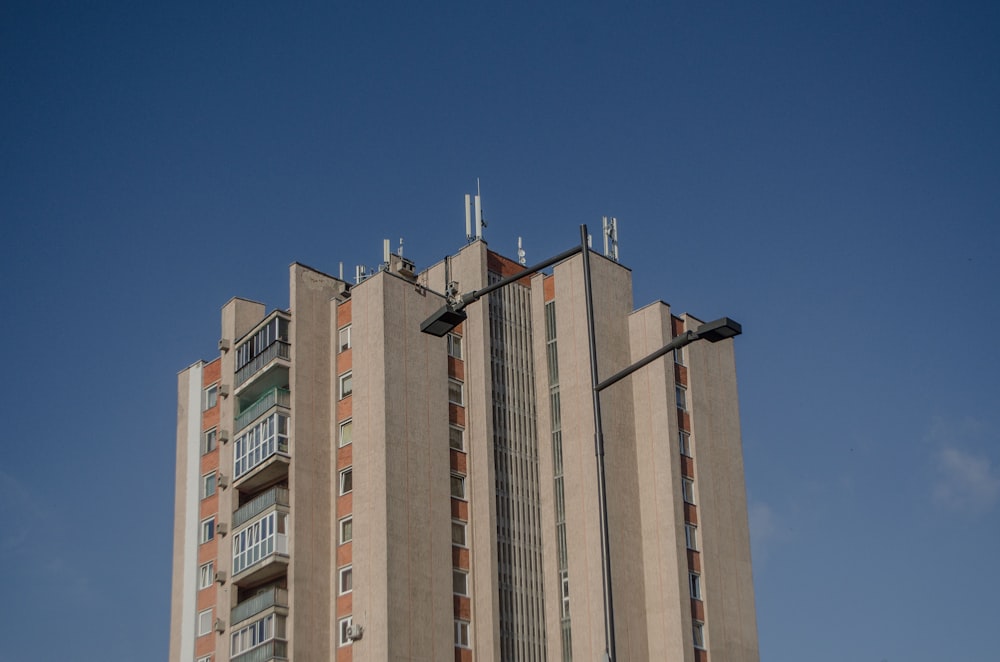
[1,1,998,660]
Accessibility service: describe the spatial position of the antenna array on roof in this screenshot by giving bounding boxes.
[464,179,486,242]
[602,216,619,262]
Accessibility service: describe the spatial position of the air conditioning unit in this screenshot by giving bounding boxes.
[218,338,231,352]
[218,430,230,443]
[219,384,231,398]
[214,570,227,584]
[217,473,229,489]
[347,623,364,641]
[214,618,226,633]
[217,522,229,536]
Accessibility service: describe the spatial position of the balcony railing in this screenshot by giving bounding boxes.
[233,486,290,528]
[232,640,288,662]
[235,341,290,388]
[235,388,290,433]
[231,587,289,625]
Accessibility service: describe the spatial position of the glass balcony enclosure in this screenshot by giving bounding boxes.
[234,312,291,398]
[235,387,290,435]
[232,413,290,492]
[232,509,289,586]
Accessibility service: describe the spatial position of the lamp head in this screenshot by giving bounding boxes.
[694,317,742,343]
[420,305,468,337]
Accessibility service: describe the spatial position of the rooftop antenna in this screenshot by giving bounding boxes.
[517,236,526,265]
[465,194,473,242]
[355,265,366,284]
[602,216,619,262]
[339,261,344,280]
[398,237,404,259]
[475,178,485,240]
[383,239,391,270]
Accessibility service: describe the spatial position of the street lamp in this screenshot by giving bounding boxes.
[420,226,741,662]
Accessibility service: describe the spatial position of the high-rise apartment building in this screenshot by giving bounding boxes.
[169,228,759,662]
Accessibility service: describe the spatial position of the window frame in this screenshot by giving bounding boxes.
[693,620,706,650]
[447,333,463,359]
[339,516,353,544]
[450,473,466,500]
[339,419,353,448]
[201,472,217,499]
[197,608,213,636]
[198,561,215,590]
[338,565,353,595]
[455,619,471,648]
[337,616,353,647]
[674,346,685,365]
[453,569,469,596]
[339,371,353,400]
[449,425,465,452]
[685,523,698,551]
[675,384,687,411]
[338,325,351,353]
[203,384,219,411]
[200,517,215,544]
[339,467,353,495]
[202,428,218,455]
[448,378,464,406]
[689,572,702,600]
[679,430,692,457]
[451,519,467,547]
[682,477,696,505]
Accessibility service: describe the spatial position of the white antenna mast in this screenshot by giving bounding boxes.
[474,178,484,240]
[339,261,344,280]
[602,216,619,262]
[383,239,391,268]
[465,194,472,241]
[517,237,526,265]
[398,237,404,259]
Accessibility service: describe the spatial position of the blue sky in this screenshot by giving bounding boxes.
[1,1,998,660]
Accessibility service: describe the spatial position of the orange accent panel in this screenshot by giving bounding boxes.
[337,493,353,518]
[202,406,220,432]
[456,648,473,662]
[337,541,352,567]
[451,499,469,520]
[338,347,352,371]
[694,649,709,662]
[671,316,685,337]
[687,549,701,573]
[684,503,698,525]
[337,394,352,422]
[196,584,216,611]
[197,537,217,564]
[450,450,467,474]
[674,363,688,386]
[448,356,465,380]
[199,495,218,520]
[338,299,352,325]
[337,444,353,469]
[194,635,215,657]
[454,595,472,619]
[203,359,221,385]
[452,546,470,569]
[677,410,691,432]
[337,641,353,662]
[449,404,466,427]
[681,456,695,478]
[336,592,352,615]
[691,599,705,620]
[200,452,219,475]
[543,274,555,302]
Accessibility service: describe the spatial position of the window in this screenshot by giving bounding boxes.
[338,325,351,352]
[199,561,214,589]
[685,524,698,551]
[674,346,685,365]
[453,569,468,596]
[679,430,692,457]
[203,384,218,411]
[452,520,467,547]
[197,608,213,636]
[455,619,470,648]
[560,570,570,618]
[339,517,353,544]
[450,473,466,499]
[448,379,464,406]
[447,333,463,359]
[689,572,702,600]
[197,656,212,662]
[233,412,289,479]
[202,428,218,455]
[339,372,353,399]
[201,473,217,499]
[230,613,284,657]
[339,419,353,447]
[339,467,353,495]
[449,425,465,452]
[682,478,696,504]
[339,565,353,595]
[200,517,215,544]
[675,385,687,411]
[693,620,706,649]
[337,616,353,647]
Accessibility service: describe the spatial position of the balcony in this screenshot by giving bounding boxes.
[231,587,289,626]
[231,641,288,662]
[235,341,290,401]
[234,486,289,528]
[235,387,290,434]
[232,509,290,587]
[233,412,290,493]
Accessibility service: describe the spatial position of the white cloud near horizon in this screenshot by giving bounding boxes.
[926,416,1000,513]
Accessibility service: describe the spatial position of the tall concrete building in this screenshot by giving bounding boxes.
[169,227,759,662]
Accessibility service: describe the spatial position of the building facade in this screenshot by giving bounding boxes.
[169,235,759,662]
